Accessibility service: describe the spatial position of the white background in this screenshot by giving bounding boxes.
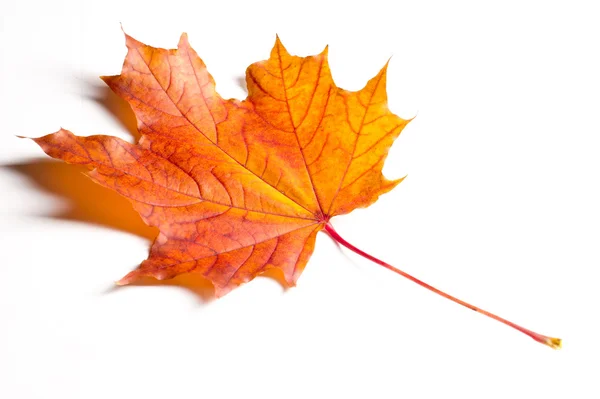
[1,0,599,398]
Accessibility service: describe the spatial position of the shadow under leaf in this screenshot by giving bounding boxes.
[87,84,140,141]
[235,75,247,94]
[8,159,222,301]
[106,274,217,303]
[8,160,158,240]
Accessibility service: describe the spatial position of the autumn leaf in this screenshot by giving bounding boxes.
[31,33,560,349]
[33,33,405,295]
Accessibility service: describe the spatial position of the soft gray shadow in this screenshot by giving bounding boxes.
[103,274,217,303]
[86,83,141,141]
[235,75,248,94]
[7,159,221,302]
[7,160,157,240]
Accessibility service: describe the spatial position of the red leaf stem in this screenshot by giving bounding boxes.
[325,223,561,349]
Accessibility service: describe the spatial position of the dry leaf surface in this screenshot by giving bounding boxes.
[34,33,408,296]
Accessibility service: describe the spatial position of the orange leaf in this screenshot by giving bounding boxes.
[33,33,408,296]
[31,32,562,348]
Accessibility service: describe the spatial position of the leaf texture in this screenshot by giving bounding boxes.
[33,33,409,295]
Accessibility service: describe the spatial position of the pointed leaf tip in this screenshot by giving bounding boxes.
[383,56,392,70]
[272,34,290,57]
[115,278,128,286]
[178,32,189,48]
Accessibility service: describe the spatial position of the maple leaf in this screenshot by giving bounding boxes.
[34,33,406,296]
[31,33,560,349]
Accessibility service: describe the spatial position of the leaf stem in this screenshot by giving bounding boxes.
[324,223,561,349]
